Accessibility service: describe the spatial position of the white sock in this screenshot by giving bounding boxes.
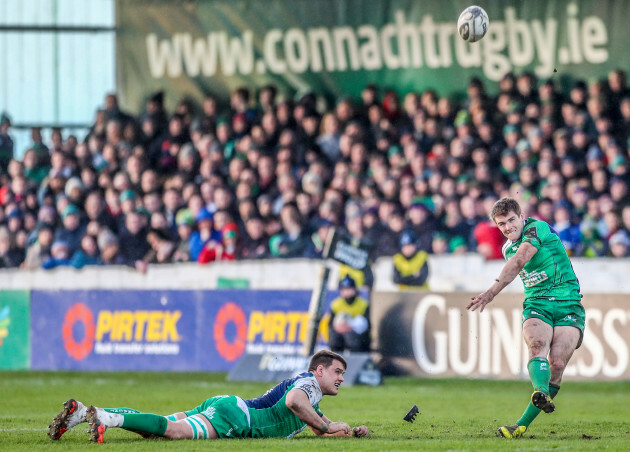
[68,402,88,428]
[97,407,124,428]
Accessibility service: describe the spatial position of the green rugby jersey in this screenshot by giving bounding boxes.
[502,217,581,302]
[248,374,323,438]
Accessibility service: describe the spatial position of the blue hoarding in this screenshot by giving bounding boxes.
[30,290,335,371]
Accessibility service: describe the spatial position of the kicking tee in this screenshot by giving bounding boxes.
[502,217,581,302]
[248,373,323,438]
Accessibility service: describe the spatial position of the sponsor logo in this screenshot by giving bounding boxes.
[301,384,314,396]
[62,303,95,361]
[519,269,549,287]
[530,310,540,316]
[214,302,248,362]
[245,310,329,355]
[562,315,577,322]
[203,407,216,420]
[0,306,10,347]
[524,227,539,241]
[62,303,183,360]
[409,294,630,379]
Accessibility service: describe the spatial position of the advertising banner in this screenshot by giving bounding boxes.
[0,291,30,370]
[116,0,628,112]
[372,292,630,381]
[30,290,334,371]
[31,290,197,371]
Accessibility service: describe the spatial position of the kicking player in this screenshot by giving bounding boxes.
[48,350,369,442]
[467,197,585,439]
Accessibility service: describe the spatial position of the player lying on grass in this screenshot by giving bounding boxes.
[48,350,369,442]
[467,197,585,439]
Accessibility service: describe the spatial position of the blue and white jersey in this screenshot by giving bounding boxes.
[245,372,312,409]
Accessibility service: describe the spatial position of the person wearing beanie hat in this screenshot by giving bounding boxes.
[55,204,86,256]
[97,229,125,266]
[42,240,72,269]
[327,275,370,353]
[64,177,84,201]
[189,208,221,261]
[172,209,195,263]
[393,229,429,289]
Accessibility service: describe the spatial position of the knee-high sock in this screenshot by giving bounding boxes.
[517,383,561,427]
[120,413,168,437]
[528,357,550,393]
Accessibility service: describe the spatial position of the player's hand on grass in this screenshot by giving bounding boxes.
[352,425,369,437]
[327,422,350,435]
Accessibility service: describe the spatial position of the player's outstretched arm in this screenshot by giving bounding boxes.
[285,389,350,435]
[311,414,369,437]
[467,242,538,312]
[310,425,370,437]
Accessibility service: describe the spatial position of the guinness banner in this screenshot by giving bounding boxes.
[372,292,630,381]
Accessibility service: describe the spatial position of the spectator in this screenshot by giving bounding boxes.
[328,275,370,353]
[198,223,238,263]
[188,208,220,261]
[552,202,581,255]
[55,204,86,255]
[143,228,176,266]
[97,229,125,265]
[432,232,450,255]
[42,241,72,269]
[70,234,103,269]
[303,217,332,259]
[393,230,429,289]
[473,220,505,260]
[0,112,14,174]
[172,208,194,262]
[0,226,21,268]
[608,230,630,257]
[239,215,269,259]
[23,222,54,269]
[118,211,150,267]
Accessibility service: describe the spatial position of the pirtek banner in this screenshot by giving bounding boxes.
[30,290,333,371]
[116,0,629,112]
[372,292,630,381]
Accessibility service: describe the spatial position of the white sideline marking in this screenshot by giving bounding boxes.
[0,428,47,432]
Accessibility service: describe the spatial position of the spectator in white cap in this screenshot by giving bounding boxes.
[608,230,630,257]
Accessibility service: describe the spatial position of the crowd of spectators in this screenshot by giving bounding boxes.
[2,68,630,272]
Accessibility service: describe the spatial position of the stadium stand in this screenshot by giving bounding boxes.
[1,69,630,271]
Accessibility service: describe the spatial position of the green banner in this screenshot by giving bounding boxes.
[0,291,30,370]
[117,0,629,112]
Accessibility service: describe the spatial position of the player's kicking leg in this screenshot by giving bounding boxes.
[499,324,581,439]
[498,318,552,439]
[86,405,218,443]
[48,399,88,440]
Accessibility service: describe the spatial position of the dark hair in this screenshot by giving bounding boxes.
[308,350,347,372]
[490,196,521,221]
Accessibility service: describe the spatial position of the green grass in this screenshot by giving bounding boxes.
[1,371,629,451]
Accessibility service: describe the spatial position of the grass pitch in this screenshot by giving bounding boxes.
[1,371,629,451]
